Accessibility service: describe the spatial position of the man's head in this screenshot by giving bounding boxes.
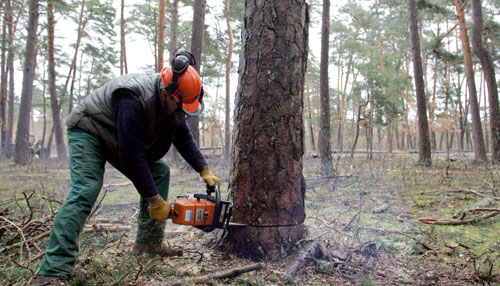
[161,49,204,116]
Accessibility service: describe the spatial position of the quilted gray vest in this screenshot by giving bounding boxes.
[66,73,184,162]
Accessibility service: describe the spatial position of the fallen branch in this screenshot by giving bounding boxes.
[284,240,333,278]
[440,189,500,200]
[418,210,500,225]
[165,262,263,286]
[456,208,500,220]
[82,224,131,233]
[102,182,131,189]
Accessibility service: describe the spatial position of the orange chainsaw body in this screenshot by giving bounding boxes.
[171,197,215,226]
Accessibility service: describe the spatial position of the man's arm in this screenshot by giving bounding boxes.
[113,93,158,198]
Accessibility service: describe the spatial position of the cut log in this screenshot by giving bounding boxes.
[165,262,264,286]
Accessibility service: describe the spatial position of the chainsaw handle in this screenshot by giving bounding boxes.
[196,185,221,232]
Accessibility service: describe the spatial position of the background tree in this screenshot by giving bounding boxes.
[46,0,67,160]
[157,0,165,72]
[408,0,432,165]
[223,0,233,162]
[454,0,487,162]
[471,0,500,162]
[14,0,38,165]
[187,0,206,145]
[120,0,128,75]
[319,0,334,175]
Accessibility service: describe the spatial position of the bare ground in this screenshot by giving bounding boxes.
[0,153,499,285]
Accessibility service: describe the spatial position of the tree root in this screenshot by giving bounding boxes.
[164,262,264,286]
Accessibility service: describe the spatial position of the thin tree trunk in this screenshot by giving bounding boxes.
[187,0,206,145]
[47,0,67,160]
[455,0,487,162]
[408,0,432,165]
[224,0,233,162]
[167,0,179,59]
[471,0,500,162]
[1,8,7,155]
[157,0,165,72]
[305,74,316,152]
[351,102,367,158]
[120,0,128,75]
[319,0,334,174]
[14,0,39,165]
[64,0,86,114]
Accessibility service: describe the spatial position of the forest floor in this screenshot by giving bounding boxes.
[0,153,499,286]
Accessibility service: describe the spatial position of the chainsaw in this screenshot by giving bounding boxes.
[170,185,243,232]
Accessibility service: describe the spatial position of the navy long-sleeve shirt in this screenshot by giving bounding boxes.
[113,93,207,198]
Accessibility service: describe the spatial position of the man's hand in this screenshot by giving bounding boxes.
[200,168,221,187]
[149,197,171,220]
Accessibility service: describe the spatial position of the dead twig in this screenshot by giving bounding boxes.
[0,230,50,254]
[0,216,29,261]
[418,210,500,225]
[165,262,264,286]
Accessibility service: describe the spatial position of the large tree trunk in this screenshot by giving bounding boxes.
[471,0,500,162]
[319,0,334,174]
[47,0,67,160]
[224,0,308,260]
[408,0,432,165]
[14,0,39,165]
[187,0,206,145]
[455,0,487,162]
[157,0,165,72]
[224,0,233,162]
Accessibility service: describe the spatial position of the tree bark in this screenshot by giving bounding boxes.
[14,0,39,165]
[455,0,487,162]
[408,0,432,165]
[47,0,67,160]
[187,0,206,145]
[471,0,500,162]
[319,0,334,174]
[157,0,165,72]
[225,0,308,260]
[224,0,233,162]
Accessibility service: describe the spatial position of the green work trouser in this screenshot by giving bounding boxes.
[39,129,170,278]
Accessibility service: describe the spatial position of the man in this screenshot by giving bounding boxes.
[34,50,220,285]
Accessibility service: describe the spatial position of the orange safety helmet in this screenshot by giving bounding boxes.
[161,65,202,113]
